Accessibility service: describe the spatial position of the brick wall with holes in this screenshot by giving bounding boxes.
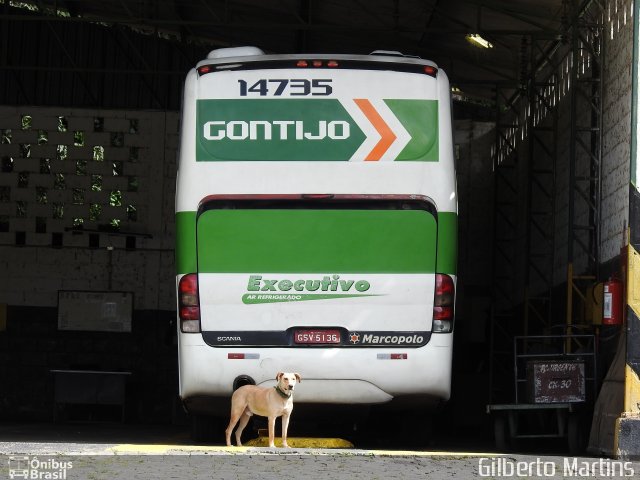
[0,107,178,309]
[0,107,180,421]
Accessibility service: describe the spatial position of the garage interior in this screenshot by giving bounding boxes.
[0,0,638,457]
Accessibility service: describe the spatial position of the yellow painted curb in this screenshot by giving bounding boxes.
[109,444,250,454]
[244,437,354,449]
[108,443,500,457]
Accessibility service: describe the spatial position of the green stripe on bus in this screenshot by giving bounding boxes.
[436,211,457,275]
[384,99,439,161]
[196,209,437,274]
[176,209,458,275]
[176,211,197,274]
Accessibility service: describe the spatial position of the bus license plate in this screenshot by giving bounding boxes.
[294,329,341,344]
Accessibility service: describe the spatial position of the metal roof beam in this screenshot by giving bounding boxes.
[0,12,559,36]
[462,0,563,22]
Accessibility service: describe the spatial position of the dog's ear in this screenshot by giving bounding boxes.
[294,373,301,383]
[276,372,284,381]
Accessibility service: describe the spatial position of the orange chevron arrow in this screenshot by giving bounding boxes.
[354,99,397,161]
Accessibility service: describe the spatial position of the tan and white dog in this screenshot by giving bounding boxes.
[225,372,301,448]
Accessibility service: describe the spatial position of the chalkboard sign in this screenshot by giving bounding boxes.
[57,291,133,332]
[527,360,585,403]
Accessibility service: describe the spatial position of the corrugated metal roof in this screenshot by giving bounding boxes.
[0,0,573,108]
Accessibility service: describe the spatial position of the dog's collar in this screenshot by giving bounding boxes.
[274,385,292,399]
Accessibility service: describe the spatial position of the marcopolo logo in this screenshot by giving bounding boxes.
[352,333,425,345]
[242,274,376,304]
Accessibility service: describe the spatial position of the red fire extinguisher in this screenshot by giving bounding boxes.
[603,277,624,325]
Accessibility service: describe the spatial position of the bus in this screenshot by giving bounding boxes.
[175,46,457,438]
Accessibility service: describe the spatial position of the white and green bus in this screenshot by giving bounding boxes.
[176,46,457,433]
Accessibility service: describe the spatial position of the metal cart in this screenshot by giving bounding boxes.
[487,333,597,453]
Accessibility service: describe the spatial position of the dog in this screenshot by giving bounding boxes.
[225,372,301,448]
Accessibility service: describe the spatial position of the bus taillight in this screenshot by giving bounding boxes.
[179,273,201,333]
[295,60,339,68]
[433,273,454,333]
[423,65,438,77]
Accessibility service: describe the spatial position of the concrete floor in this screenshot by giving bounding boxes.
[1,421,638,480]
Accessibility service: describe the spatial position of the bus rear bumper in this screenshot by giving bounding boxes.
[178,334,453,412]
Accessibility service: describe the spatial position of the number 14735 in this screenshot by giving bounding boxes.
[238,79,332,96]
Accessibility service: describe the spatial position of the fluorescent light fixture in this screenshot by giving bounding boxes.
[466,34,493,49]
